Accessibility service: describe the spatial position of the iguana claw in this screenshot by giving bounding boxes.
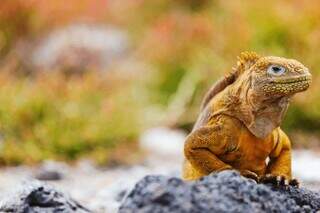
[240,170,259,183]
[259,174,299,187]
[288,178,300,187]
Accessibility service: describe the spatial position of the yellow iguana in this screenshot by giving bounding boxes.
[183,52,311,186]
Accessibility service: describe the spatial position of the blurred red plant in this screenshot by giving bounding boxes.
[138,11,214,64]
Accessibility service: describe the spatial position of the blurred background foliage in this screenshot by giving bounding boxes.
[0,0,319,165]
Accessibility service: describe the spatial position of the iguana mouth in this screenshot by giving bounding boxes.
[263,74,311,94]
[269,74,311,84]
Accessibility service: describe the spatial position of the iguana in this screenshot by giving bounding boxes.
[183,52,311,186]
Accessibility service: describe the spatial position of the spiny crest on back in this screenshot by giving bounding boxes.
[232,51,260,77]
[200,51,260,111]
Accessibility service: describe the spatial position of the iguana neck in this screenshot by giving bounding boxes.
[219,75,290,139]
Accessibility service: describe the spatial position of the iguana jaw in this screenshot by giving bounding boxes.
[226,72,311,139]
[261,74,311,96]
[269,74,311,84]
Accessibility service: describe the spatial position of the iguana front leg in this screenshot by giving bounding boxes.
[184,125,233,177]
[260,129,299,187]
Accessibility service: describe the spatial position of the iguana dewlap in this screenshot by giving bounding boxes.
[183,52,311,186]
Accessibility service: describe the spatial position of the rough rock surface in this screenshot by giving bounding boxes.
[0,180,90,213]
[119,171,320,213]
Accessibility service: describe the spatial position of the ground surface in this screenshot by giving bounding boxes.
[0,128,319,212]
[119,171,320,213]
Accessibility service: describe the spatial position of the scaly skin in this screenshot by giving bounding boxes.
[183,52,311,187]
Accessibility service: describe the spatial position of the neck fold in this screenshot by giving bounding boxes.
[221,77,289,139]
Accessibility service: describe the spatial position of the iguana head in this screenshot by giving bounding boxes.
[234,52,311,99]
[226,52,312,138]
[251,57,311,98]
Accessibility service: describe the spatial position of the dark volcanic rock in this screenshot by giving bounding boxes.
[34,170,63,181]
[34,161,66,181]
[0,180,90,213]
[119,171,320,213]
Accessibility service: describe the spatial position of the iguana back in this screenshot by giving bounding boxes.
[200,52,260,111]
[200,72,236,111]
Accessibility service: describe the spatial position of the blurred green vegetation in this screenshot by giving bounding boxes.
[0,72,147,165]
[0,0,320,165]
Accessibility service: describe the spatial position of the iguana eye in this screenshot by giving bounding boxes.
[267,65,286,76]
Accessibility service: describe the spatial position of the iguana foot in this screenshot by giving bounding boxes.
[288,178,299,187]
[259,174,299,187]
[240,170,259,183]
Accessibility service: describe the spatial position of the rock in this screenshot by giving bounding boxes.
[119,171,320,213]
[30,23,128,72]
[34,161,67,181]
[34,170,63,181]
[0,180,90,213]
